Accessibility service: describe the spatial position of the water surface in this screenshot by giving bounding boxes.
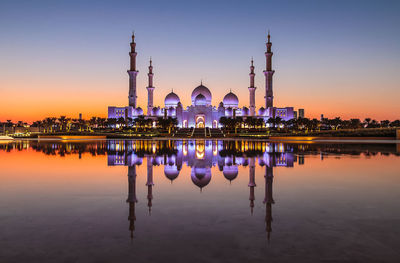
[0,140,399,262]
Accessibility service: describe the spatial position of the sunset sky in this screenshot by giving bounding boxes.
[1,0,399,122]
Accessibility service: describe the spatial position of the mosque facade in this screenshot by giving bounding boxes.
[108,33,298,128]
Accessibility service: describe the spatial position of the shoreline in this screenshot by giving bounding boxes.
[4,135,399,144]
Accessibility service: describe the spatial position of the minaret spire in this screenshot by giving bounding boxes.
[146,57,155,115]
[128,32,139,108]
[127,166,138,239]
[248,157,256,214]
[263,31,275,109]
[264,161,274,241]
[248,57,256,116]
[146,156,154,215]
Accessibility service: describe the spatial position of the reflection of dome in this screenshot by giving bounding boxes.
[194,94,207,106]
[191,167,211,190]
[135,107,143,115]
[191,85,212,105]
[223,165,238,181]
[164,164,180,181]
[258,107,266,116]
[223,91,239,108]
[165,91,180,108]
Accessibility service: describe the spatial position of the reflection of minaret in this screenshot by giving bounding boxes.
[264,165,274,241]
[128,32,139,108]
[299,155,305,165]
[248,157,256,214]
[146,156,154,215]
[127,166,138,239]
[248,58,256,116]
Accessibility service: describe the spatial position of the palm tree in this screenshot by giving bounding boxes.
[331,117,342,130]
[44,117,56,133]
[380,120,390,128]
[107,118,117,129]
[350,119,361,129]
[219,117,228,131]
[364,118,371,128]
[58,116,67,132]
[97,118,106,129]
[390,120,400,127]
[255,118,264,129]
[89,117,98,129]
[266,117,276,129]
[117,117,125,129]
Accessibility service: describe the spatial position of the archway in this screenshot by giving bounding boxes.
[196,115,205,128]
[213,120,218,128]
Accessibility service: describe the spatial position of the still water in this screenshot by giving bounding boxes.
[0,140,399,262]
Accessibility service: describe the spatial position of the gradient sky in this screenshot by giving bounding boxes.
[1,0,399,122]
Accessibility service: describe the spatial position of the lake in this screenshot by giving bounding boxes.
[0,140,399,262]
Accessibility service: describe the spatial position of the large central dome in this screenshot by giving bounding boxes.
[191,84,212,106]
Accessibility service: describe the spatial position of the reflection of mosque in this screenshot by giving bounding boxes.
[107,140,301,240]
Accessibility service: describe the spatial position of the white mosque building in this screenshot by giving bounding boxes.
[108,32,298,128]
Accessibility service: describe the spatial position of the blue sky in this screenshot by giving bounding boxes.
[1,0,399,121]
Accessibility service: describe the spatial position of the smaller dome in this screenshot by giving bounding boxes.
[223,91,239,108]
[258,107,266,116]
[194,94,207,106]
[135,107,143,115]
[242,107,249,116]
[152,107,161,116]
[165,91,180,108]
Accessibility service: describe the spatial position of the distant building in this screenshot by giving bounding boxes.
[299,109,305,119]
[108,32,302,127]
[293,111,298,119]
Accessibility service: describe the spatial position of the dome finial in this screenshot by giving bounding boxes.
[201,79,203,85]
[267,29,271,43]
[149,56,152,66]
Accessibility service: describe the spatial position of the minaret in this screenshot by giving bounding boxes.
[146,58,155,115]
[146,156,154,215]
[248,58,256,116]
[128,32,139,108]
[127,165,138,239]
[263,31,275,109]
[264,165,274,241]
[248,157,256,214]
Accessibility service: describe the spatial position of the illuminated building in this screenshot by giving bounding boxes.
[108,32,299,127]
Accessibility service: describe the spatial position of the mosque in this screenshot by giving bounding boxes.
[108,32,299,128]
